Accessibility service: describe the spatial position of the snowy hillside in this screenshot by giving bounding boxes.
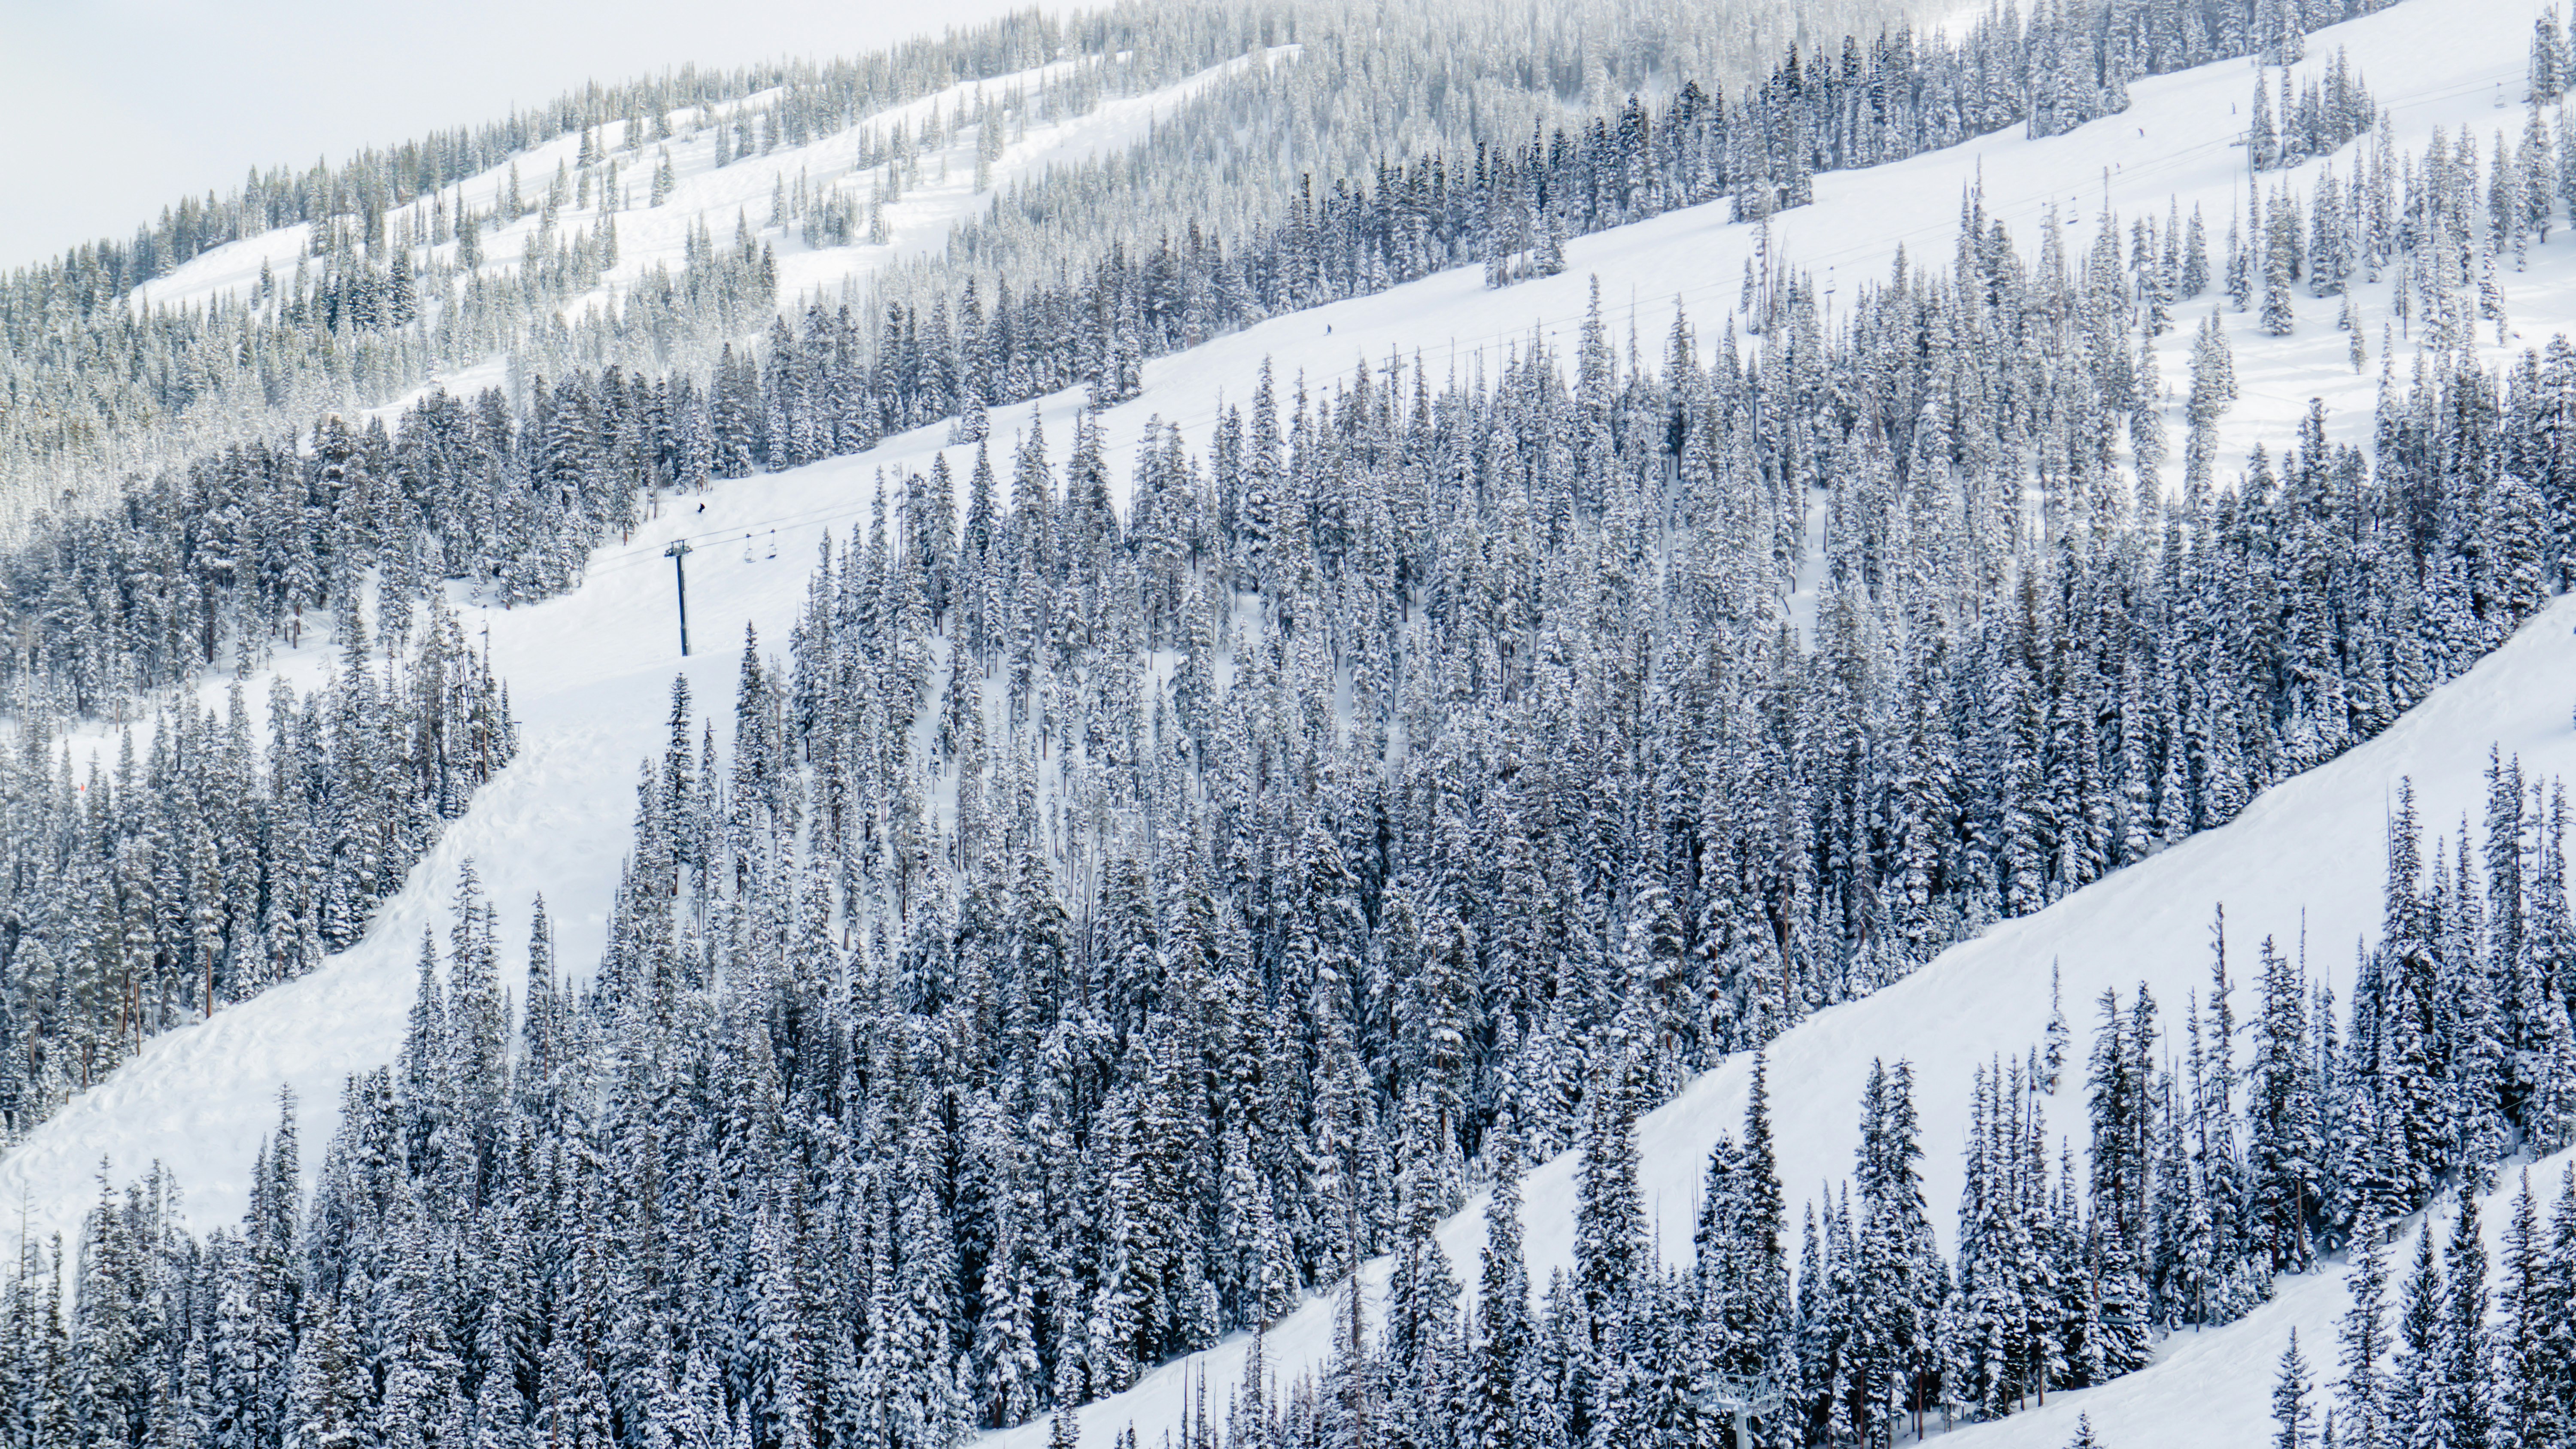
[1925,1137,2572,1448]
[969,583,2576,1449]
[128,45,1303,328]
[4,0,2574,1446]
[9,0,2560,1251]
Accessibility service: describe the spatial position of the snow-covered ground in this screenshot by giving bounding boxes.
[971,586,2576,1449]
[1929,1145,2575,1449]
[116,0,2558,517]
[12,3,2576,1446]
[130,45,1301,331]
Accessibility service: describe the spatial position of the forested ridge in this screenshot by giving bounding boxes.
[1,0,1914,519]
[12,1,2576,1447]
[0,0,2423,1137]
[0,0,2415,523]
[18,143,2576,1449]
[0,606,515,1135]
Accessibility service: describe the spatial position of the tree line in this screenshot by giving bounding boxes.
[0,597,514,1143]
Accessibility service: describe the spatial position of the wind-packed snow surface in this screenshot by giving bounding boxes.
[9,2,2575,1446]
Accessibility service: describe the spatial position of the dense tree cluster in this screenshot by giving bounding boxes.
[0,0,1916,520]
[2230,1156,2576,1449]
[0,2,1081,502]
[3,0,2433,528]
[4,884,2565,1449]
[18,56,2576,1287]
[9,0,2520,732]
[0,402,583,715]
[2246,53,2378,173]
[0,600,513,1141]
[21,149,2576,1434]
[795,0,2416,413]
[16,3,2576,1447]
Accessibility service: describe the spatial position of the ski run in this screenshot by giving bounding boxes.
[4,0,2576,1447]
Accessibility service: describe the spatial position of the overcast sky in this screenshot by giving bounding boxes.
[0,0,1051,271]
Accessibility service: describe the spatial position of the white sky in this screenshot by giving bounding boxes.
[0,0,1053,272]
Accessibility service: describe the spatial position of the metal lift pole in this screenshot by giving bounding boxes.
[664,537,693,656]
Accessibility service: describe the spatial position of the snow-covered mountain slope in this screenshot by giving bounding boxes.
[971,585,2576,1449]
[4,0,2571,1441]
[1928,1136,2570,1449]
[129,44,1301,324]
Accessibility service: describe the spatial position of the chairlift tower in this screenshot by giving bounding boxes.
[664,537,693,656]
[1698,1369,1789,1448]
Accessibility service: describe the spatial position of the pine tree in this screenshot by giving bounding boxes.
[2043,964,2072,1094]
[1474,1121,1535,1449]
[2249,936,2321,1272]
[2337,1219,2393,1449]
[1573,1050,1643,1350]
[2276,1330,2318,1449]
[1853,1058,1946,1440]
[2437,1194,2494,1449]
[2263,192,2298,335]
[2495,1172,2553,1449]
